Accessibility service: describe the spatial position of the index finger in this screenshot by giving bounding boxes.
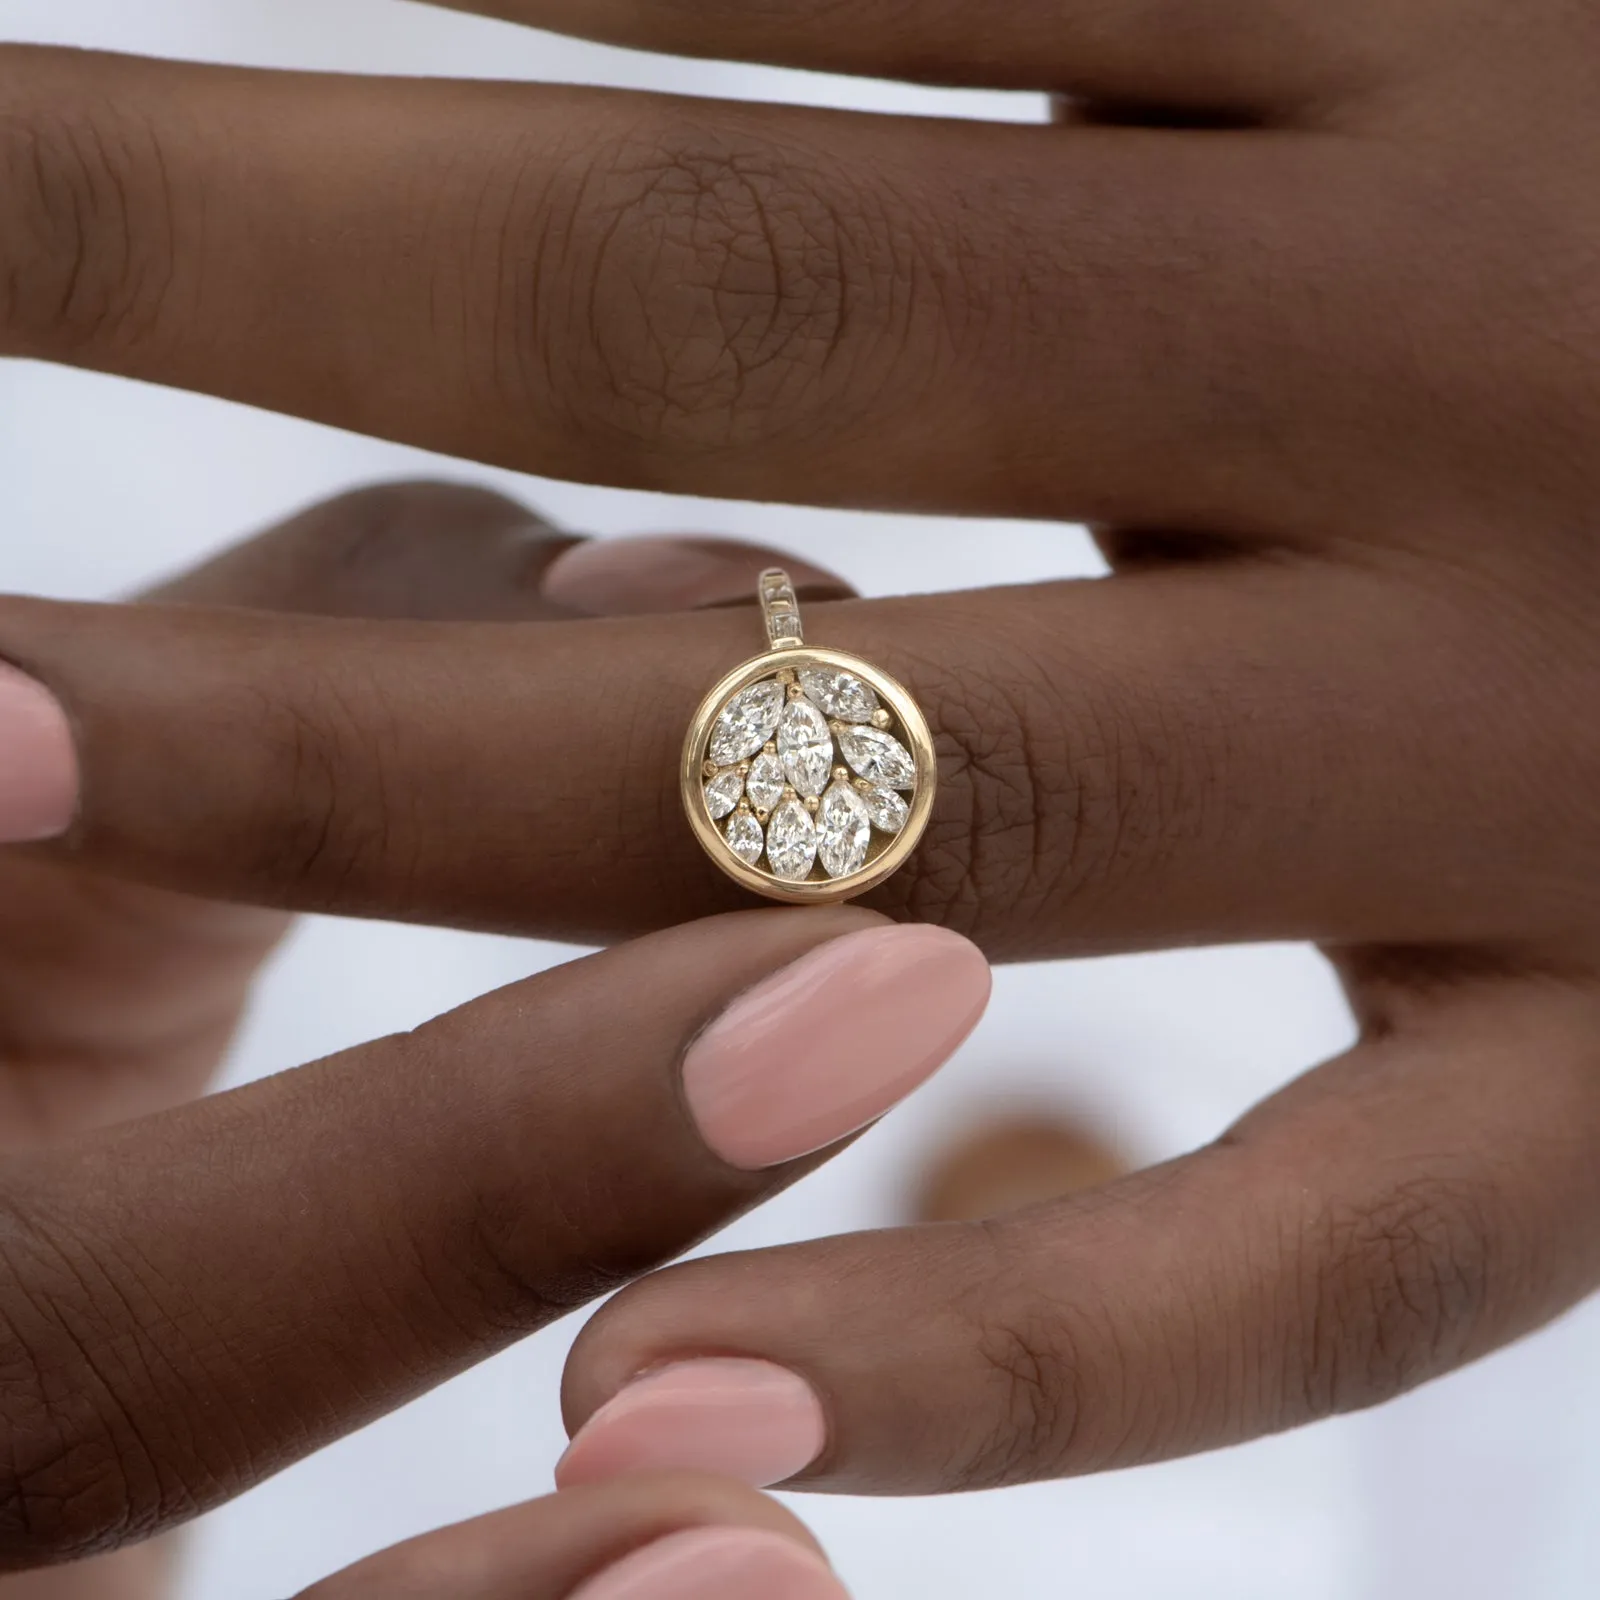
[0,910,989,1564]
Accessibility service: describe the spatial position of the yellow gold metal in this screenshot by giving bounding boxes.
[758,569,804,649]
[681,569,937,905]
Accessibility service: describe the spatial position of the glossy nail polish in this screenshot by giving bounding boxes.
[684,923,992,1170]
[0,661,77,843]
[568,1526,849,1600]
[558,1359,826,1490]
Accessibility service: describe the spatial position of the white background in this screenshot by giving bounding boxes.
[4,3,1599,1595]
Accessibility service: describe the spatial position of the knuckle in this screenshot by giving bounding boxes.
[946,1223,1091,1489]
[1295,1174,1496,1416]
[245,664,409,907]
[881,640,1087,948]
[0,57,175,357]
[964,1308,1084,1487]
[526,117,911,463]
[266,480,539,611]
[881,627,1228,955]
[0,1198,172,1565]
[292,481,528,575]
[168,481,556,617]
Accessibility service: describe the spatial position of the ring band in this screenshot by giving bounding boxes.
[681,570,937,903]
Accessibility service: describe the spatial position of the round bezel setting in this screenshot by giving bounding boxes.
[681,645,937,904]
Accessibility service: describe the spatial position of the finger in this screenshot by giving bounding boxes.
[1,47,1393,533]
[540,537,854,617]
[0,661,72,848]
[0,481,579,1138]
[300,1474,845,1600]
[2,551,1579,957]
[0,494,848,1110]
[447,0,1408,108]
[0,912,989,1565]
[1,479,574,860]
[146,480,581,621]
[558,961,1600,1493]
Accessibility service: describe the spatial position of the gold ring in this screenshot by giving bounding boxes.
[681,569,936,904]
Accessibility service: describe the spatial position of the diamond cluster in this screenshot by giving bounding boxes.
[702,665,916,883]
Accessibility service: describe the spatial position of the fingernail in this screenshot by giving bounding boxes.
[540,537,848,616]
[0,661,78,843]
[569,1527,848,1600]
[558,1359,826,1490]
[686,924,991,1170]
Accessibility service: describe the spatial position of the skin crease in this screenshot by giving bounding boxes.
[0,491,551,1600]
[0,487,880,1600]
[9,0,1600,1587]
[0,489,531,1600]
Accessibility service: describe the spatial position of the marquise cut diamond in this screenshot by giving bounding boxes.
[777,699,834,798]
[766,798,818,880]
[709,681,784,767]
[704,768,745,819]
[818,781,871,878]
[725,811,765,866]
[837,724,916,789]
[746,752,786,813]
[863,784,909,834]
[699,660,923,888]
[800,667,878,723]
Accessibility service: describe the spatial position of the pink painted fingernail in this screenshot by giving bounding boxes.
[557,1359,826,1490]
[685,924,991,1171]
[0,661,77,843]
[568,1526,849,1600]
[541,537,849,616]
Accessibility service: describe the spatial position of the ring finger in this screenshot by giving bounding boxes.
[3,545,1586,961]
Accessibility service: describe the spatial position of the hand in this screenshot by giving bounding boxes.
[0,484,990,1585]
[297,1474,848,1600]
[0,481,588,1153]
[9,0,1600,1525]
[0,480,586,1600]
